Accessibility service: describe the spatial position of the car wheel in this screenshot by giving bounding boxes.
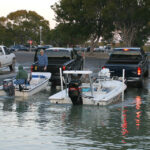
[9,59,16,72]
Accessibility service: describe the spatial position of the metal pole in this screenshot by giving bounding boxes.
[40,28,41,45]
[89,75,94,97]
[122,69,125,102]
[59,68,63,92]
[30,43,31,52]
[40,26,42,45]
[83,50,85,70]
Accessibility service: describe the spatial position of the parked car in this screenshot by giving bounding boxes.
[9,45,17,52]
[0,45,16,72]
[31,47,83,85]
[9,45,29,52]
[37,45,53,50]
[74,47,87,52]
[43,45,53,49]
[32,46,50,52]
[103,47,149,87]
[94,46,105,52]
[25,45,37,51]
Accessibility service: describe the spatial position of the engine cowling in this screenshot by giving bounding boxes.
[68,79,83,105]
[3,79,15,96]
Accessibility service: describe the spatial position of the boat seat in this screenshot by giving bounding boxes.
[32,75,46,79]
[82,88,91,92]
[81,87,98,92]
[30,75,45,84]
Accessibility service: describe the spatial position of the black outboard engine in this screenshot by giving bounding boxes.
[68,80,83,105]
[3,79,15,96]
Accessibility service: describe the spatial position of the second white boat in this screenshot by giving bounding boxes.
[49,69,127,106]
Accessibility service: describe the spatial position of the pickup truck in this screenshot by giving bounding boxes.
[31,47,83,85]
[0,45,16,72]
[103,47,149,87]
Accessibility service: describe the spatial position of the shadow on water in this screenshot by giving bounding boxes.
[2,97,15,112]
[15,101,29,113]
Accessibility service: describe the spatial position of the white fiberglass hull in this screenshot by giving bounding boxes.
[15,79,49,97]
[49,80,127,106]
[0,72,51,98]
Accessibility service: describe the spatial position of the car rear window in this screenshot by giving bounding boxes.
[110,54,142,60]
[112,48,142,56]
[114,48,141,52]
[45,49,71,58]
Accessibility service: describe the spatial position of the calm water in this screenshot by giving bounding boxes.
[0,78,150,150]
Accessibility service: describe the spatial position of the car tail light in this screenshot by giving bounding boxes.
[31,65,33,72]
[137,67,141,75]
[123,49,129,51]
[63,66,66,71]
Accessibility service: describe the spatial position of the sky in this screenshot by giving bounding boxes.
[0,0,59,29]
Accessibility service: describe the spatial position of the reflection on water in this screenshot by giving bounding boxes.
[66,105,110,127]
[0,83,150,149]
[121,107,128,140]
[121,95,142,144]
[135,96,142,130]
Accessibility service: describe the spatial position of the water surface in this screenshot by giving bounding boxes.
[0,78,150,150]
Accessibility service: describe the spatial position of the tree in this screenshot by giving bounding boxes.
[0,10,51,45]
[52,0,114,51]
[108,0,150,46]
[0,17,14,45]
[49,23,89,47]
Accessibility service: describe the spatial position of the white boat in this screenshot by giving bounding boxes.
[49,69,127,106]
[0,72,51,97]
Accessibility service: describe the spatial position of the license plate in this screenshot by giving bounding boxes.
[35,66,37,70]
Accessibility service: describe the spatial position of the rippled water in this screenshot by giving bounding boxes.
[0,78,150,150]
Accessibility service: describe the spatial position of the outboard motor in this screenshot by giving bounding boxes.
[3,79,15,96]
[68,79,83,105]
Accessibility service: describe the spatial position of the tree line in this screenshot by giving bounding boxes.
[51,0,150,49]
[0,0,150,50]
[0,10,51,46]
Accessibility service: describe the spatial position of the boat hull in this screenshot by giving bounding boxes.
[15,79,49,97]
[49,92,122,106]
[49,80,127,106]
[0,79,49,98]
[0,72,51,98]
